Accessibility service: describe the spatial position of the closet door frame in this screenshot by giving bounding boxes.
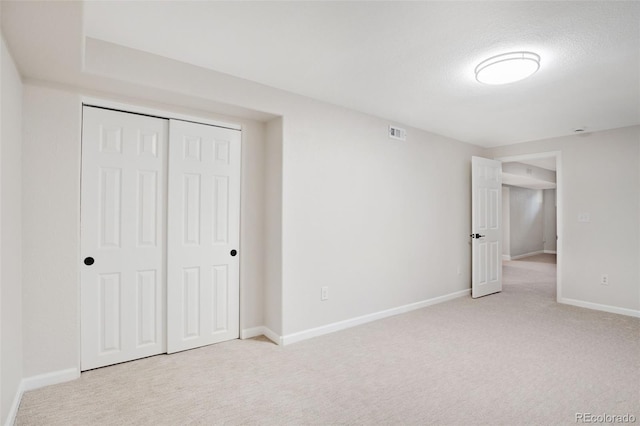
[79,97,242,369]
[82,98,241,132]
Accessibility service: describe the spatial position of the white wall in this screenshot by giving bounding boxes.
[487,126,640,312]
[507,186,544,258]
[237,119,267,333]
[543,189,557,253]
[502,186,510,257]
[503,162,556,184]
[501,185,556,259]
[22,85,80,377]
[264,117,283,337]
[0,34,23,424]
[281,105,482,336]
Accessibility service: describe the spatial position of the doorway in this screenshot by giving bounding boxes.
[496,152,562,302]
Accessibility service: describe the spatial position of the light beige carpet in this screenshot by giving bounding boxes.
[16,254,640,425]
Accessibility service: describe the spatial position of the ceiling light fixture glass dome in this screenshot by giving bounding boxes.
[475,51,540,85]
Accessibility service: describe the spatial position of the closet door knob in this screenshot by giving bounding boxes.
[84,257,95,266]
[230,250,238,257]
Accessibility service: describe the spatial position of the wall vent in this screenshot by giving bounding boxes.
[389,125,406,141]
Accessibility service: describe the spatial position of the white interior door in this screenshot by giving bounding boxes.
[167,119,241,353]
[471,156,502,298]
[81,107,168,370]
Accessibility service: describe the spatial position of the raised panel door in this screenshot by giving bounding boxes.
[81,106,167,370]
[471,156,503,298]
[167,119,241,353]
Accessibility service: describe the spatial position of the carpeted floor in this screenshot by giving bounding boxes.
[15,254,640,425]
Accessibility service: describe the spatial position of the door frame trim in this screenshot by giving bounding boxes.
[82,96,241,130]
[494,151,563,302]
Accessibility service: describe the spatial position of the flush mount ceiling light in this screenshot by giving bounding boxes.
[475,51,540,85]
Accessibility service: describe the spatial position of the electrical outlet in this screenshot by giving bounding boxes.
[600,274,609,286]
[321,286,329,301]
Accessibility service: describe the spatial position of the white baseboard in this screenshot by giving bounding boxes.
[281,289,470,346]
[242,289,470,346]
[260,327,281,345]
[21,367,80,392]
[4,368,79,426]
[5,385,23,426]
[241,326,281,345]
[558,297,640,318]
[240,326,264,340]
[504,251,555,261]
[240,325,282,345]
[509,250,545,260]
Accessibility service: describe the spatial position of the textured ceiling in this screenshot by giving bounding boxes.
[4,1,640,147]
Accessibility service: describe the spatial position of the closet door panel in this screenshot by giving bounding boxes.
[81,106,168,371]
[167,119,241,353]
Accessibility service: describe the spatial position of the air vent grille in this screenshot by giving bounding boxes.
[389,125,406,141]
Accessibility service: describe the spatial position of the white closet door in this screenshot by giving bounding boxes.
[167,119,241,353]
[81,107,168,371]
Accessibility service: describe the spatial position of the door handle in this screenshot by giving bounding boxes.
[230,250,238,257]
[470,234,486,239]
[84,257,95,266]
